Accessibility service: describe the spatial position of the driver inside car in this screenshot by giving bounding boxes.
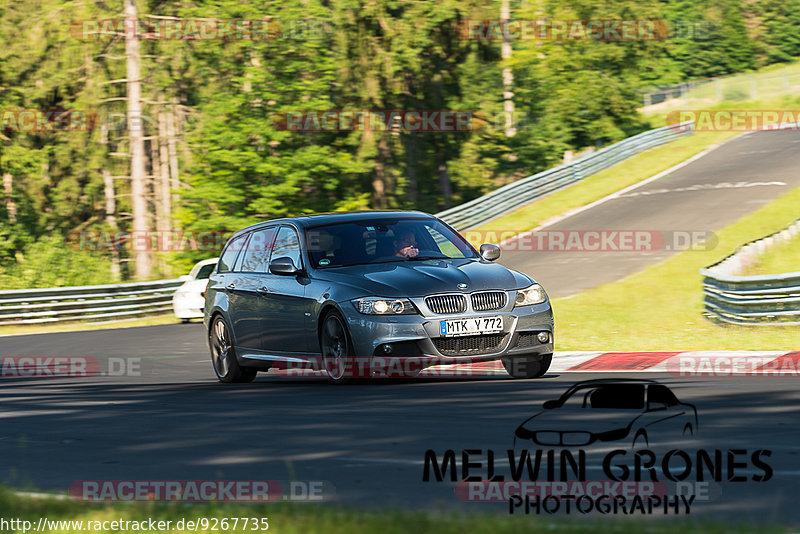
[393,231,419,258]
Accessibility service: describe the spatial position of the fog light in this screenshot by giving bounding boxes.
[537,332,550,343]
[383,344,393,354]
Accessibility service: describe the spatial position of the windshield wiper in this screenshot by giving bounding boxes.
[403,255,449,261]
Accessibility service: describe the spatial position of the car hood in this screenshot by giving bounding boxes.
[316,258,534,298]
[517,408,641,434]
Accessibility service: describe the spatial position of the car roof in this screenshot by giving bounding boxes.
[558,379,658,397]
[568,379,658,386]
[233,210,435,236]
[194,257,219,266]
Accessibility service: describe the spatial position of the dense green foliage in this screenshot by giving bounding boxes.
[0,0,797,285]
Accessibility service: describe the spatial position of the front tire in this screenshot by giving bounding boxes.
[209,315,257,383]
[320,310,359,383]
[633,430,649,449]
[502,353,552,379]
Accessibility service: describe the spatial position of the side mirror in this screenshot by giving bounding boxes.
[480,243,501,262]
[543,399,559,409]
[179,274,192,282]
[648,401,668,412]
[269,257,300,275]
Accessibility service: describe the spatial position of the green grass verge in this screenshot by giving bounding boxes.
[552,185,800,351]
[640,60,800,118]
[0,313,183,337]
[0,488,784,534]
[741,236,800,276]
[468,130,739,240]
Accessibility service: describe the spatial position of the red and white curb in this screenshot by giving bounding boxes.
[269,351,800,378]
[426,351,800,377]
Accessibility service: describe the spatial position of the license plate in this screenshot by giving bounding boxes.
[439,316,503,337]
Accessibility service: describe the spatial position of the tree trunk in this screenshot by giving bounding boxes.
[2,173,16,223]
[125,0,152,279]
[501,0,516,137]
[371,133,388,209]
[403,134,418,204]
[438,157,452,209]
[165,103,180,205]
[158,108,172,234]
[151,138,164,231]
[103,169,122,281]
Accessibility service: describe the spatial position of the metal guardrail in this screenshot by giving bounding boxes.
[700,271,800,326]
[0,279,183,326]
[701,221,800,326]
[0,121,696,326]
[436,121,694,231]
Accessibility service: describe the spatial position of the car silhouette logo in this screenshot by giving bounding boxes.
[457,283,468,289]
[513,379,698,449]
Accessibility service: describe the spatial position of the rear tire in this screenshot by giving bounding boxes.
[502,353,552,379]
[209,315,257,383]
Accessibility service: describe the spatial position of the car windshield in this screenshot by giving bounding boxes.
[560,384,646,410]
[305,218,479,268]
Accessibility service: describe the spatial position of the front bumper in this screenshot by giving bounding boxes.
[338,296,555,369]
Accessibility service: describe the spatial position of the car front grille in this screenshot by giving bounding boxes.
[433,333,506,356]
[534,431,592,446]
[471,291,506,311]
[425,294,466,314]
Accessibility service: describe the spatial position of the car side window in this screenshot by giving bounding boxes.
[239,227,277,273]
[588,385,645,409]
[196,263,216,279]
[218,234,247,272]
[648,385,679,407]
[232,233,252,272]
[270,226,303,268]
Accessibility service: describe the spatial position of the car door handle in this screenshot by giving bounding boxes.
[256,286,270,294]
[226,283,236,291]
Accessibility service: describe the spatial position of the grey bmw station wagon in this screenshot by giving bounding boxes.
[203,211,555,383]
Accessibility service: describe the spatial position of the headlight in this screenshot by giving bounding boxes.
[514,284,547,306]
[352,297,418,315]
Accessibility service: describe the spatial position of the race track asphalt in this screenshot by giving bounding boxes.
[4,131,800,525]
[500,130,800,296]
[2,324,799,525]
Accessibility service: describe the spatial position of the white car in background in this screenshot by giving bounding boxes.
[173,258,218,323]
